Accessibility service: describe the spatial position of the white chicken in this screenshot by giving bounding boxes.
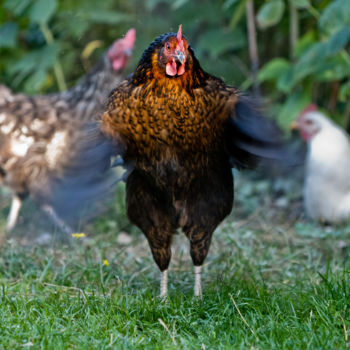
[293,104,350,223]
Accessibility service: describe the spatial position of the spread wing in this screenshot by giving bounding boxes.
[48,121,120,220]
[224,94,297,169]
[48,81,131,221]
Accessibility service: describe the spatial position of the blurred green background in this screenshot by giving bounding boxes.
[0,0,349,130]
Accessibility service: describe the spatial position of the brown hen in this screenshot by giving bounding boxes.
[76,26,286,296]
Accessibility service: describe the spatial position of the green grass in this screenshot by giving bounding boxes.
[0,179,350,349]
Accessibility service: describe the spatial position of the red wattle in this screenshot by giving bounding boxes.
[300,130,313,142]
[177,63,185,76]
[113,59,124,71]
[166,60,177,76]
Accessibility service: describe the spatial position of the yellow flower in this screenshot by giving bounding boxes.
[71,233,86,239]
[103,259,109,267]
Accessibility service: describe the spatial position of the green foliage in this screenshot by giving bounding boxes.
[0,0,137,92]
[196,27,246,57]
[257,0,350,130]
[8,44,60,92]
[340,80,350,102]
[319,0,350,35]
[257,58,290,84]
[0,22,18,48]
[290,0,310,9]
[256,0,285,29]
[28,0,57,24]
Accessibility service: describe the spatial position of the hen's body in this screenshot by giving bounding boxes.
[104,77,234,270]
[0,29,135,232]
[100,28,283,296]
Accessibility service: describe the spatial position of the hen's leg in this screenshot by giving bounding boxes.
[160,269,168,297]
[194,265,202,297]
[126,171,174,298]
[147,231,173,298]
[137,226,173,297]
[6,195,22,232]
[183,169,234,297]
[184,227,214,298]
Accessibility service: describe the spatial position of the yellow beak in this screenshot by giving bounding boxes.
[290,121,299,130]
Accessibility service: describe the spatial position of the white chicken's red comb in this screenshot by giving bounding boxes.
[177,24,184,51]
[299,103,317,120]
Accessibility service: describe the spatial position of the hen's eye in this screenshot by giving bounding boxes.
[166,43,171,50]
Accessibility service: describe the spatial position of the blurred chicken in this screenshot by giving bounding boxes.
[0,28,136,233]
[292,104,350,223]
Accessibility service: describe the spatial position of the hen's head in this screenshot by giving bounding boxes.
[133,25,206,85]
[158,25,188,77]
[108,28,136,71]
[292,104,332,141]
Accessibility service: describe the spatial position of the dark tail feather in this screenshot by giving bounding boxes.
[49,122,120,222]
[226,95,301,169]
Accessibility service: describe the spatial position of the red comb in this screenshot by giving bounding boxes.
[124,28,136,46]
[177,24,184,51]
[300,103,317,118]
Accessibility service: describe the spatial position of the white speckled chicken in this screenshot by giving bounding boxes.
[0,29,136,232]
[293,104,350,224]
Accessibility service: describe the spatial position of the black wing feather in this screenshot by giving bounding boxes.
[226,95,297,169]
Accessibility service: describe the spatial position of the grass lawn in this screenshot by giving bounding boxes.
[0,178,349,349]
